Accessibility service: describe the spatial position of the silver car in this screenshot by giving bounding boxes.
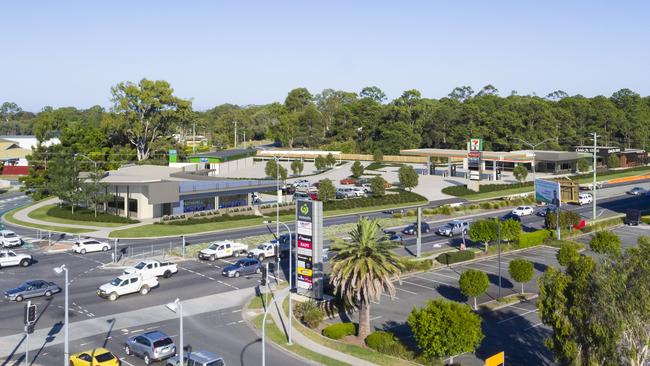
[4,280,61,302]
[125,330,176,364]
[165,350,225,366]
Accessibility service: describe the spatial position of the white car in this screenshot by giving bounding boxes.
[578,193,593,205]
[0,230,22,248]
[0,250,32,268]
[123,260,178,278]
[511,206,534,216]
[72,239,111,254]
[97,274,158,301]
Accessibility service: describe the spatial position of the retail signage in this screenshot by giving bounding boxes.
[535,179,561,206]
[575,146,620,154]
[469,138,483,151]
[169,149,177,163]
[295,200,324,299]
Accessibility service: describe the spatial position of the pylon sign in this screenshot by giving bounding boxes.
[470,138,483,151]
[295,200,324,300]
[484,351,504,366]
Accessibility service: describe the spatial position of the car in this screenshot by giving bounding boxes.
[340,177,358,185]
[292,179,309,187]
[359,183,373,193]
[198,240,248,261]
[222,258,261,278]
[0,230,22,248]
[281,185,296,195]
[402,222,431,235]
[335,187,356,199]
[4,280,61,302]
[248,242,277,260]
[627,187,647,195]
[0,250,32,269]
[73,239,111,254]
[383,230,403,243]
[382,208,406,215]
[578,193,593,205]
[511,206,534,216]
[69,348,120,366]
[293,192,312,201]
[97,274,159,301]
[351,187,366,197]
[500,212,522,222]
[165,350,225,366]
[624,209,641,226]
[436,220,470,237]
[125,330,176,364]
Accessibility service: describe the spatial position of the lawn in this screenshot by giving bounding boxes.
[28,205,131,228]
[3,207,95,234]
[461,185,534,200]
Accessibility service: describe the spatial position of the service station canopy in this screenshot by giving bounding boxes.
[400,148,536,163]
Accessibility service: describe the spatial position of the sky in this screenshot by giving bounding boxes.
[2,1,649,111]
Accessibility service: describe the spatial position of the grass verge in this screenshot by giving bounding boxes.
[3,207,95,234]
[28,205,130,228]
[461,186,534,200]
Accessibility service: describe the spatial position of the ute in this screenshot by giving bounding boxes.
[97,274,158,301]
[124,260,178,278]
[198,240,248,261]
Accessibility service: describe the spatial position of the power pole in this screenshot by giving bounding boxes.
[591,133,599,220]
[192,121,196,154]
[233,121,238,149]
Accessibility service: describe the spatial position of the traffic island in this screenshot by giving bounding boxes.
[478,293,538,313]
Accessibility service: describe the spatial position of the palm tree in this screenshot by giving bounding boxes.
[329,217,403,340]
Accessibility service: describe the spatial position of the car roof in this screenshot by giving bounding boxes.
[76,347,112,355]
[0,230,15,234]
[24,280,46,285]
[187,350,224,363]
[142,330,170,341]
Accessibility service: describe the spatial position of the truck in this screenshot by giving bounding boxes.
[123,260,178,278]
[0,250,32,269]
[198,240,248,261]
[247,242,277,260]
[97,274,159,301]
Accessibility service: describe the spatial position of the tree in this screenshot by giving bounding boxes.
[556,244,580,266]
[351,161,364,178]
[576,158,590,173]
[278,165,288,182]
[508,259,534,294]
[329,218,403,340]
[314,155,327,171]
[0,102,22,123]
[370,176,386,197]
[318,179,335,202]
[448,86,474,101]
[80,170,111,217]
[546,210,581,230]
[326,152,337,167]
[290,160,304,176]
[469,219,498,252]
[265,159,278,179]
[459,269,489,310]
[407,299,483,363]
[372,149,383,163]
[607,154,620,169]
[398,165,419,191]
[110,79,191,161]
[284,88,313,112]
[589,231,621,256]
[513,164,528,183]
[48,157,83,213]
[359,86,386,103]
[500,218,521,244]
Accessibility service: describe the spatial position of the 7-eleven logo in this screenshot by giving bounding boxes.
[470,138,482,151]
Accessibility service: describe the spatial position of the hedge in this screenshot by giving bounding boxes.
[442,182,533,197]
[322,322,357,340]
[436,250,475,265]
[518,230,552,248]
[47,205,139,224]
[156,213,257,226]
[322,191,426,211]
[365,331,410,358]
[399,258,433,273]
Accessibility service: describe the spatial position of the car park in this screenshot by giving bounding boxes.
[511,206,534,216]
[336,187,357,199]
[4,280,61,302]
[123,260,178,278]
[0,250,32,268]
[627,187,647,195]
[578,193,593,205]
[403,222,431,235]
[165,350,225,366]
[436,220,470,237]
[222,258,261,278]
[73,239,111,254]
[0,230,22,248]
[97,274,158,301]
[125,330,176,365]
[69,348,119,366]
[198,240,248,261]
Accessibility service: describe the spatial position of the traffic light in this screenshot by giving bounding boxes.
[261,265,267,286]
[24,303,37,325]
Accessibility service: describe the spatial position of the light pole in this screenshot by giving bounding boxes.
[166,299,183,364]
[264,220,293,345]
[510,137,555,195]
[591,133,599,220]
[496,218,503,300]
[262,293,281,366]
[53,265,68,366]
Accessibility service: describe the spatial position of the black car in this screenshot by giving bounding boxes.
[222,258,261,278]
[536,205,557,217]
[402,222,431,235]
[382,230,403,242]
[383,208,406,215]
[500,212,521,222]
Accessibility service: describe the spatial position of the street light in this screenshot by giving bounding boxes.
[262,293,280,366]
[165,298,183,364]
[264,220,294,345]
[509,137,555,195]
[496,218,503,300]
[53,265,69,366]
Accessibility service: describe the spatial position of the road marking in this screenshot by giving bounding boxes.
[131,328,144,333]
[369,316,382,321]
[232,309,241,313]
[146,326,159,330]
[497,308,538,324]
[217,280,239,290]
[409,274,454,286]
[381,293,398,300]
[423,271,459,281]
[119,358,136,366]
[524,322,544,331]
[395,287,418,295]
[465,261,500,270]
[401,279,437,291]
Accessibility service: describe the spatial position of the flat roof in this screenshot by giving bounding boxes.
[400,148,535,162]
[101,165,188,183]
[188,148,254,159]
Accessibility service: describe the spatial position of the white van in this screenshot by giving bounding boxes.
[578,193,593,205]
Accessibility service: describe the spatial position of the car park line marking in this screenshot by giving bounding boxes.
[395,287,418,295]
[401,280,437,291]
[464,261,500,270]
[119,358,136,366]
[524,322,544,331]
[424,271,459,281]
[232,309,242,313]
[497,308,538,324]
[409,274,455,287]
[369,316,382,321]
[381,293,398,300]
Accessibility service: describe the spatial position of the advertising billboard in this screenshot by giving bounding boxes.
[295,200,323,299]
[535,179,561,206]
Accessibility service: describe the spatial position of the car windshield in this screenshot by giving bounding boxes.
[153,338,173,348]
[16,283,29,290]
[256,244,266,250]
[134,262,147,269]
[233,261,245,268]
[206,359,225,366]
[208,244,218,250]
[4,233,16,238]
[110,278,122,286]
[94,352,116,362]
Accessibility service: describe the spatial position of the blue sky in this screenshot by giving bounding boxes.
[1,1,649,111]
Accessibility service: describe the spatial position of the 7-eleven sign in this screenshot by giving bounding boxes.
[469,138,483,151]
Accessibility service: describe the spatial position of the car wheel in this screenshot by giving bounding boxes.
[80,249,86,255]
[20,259,31,267]
[209,255,216,262]
[102,246,109,252]
[108,292,118,301]
[234,271,240,278]
[234,251,240,258]
[15,295,23,302]
[256,267,261,274]
[143,353,152,365]
[45,290,52,297]
[125,345,132,355]
[258,254,264,261]
[163,270,172,278]
[140,286,150,295]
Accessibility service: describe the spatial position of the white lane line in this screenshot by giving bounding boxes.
[396,287,418,295]
[369,316,382,321]
[497,308,538,324]
[410,275,454,287]
[524,322,544,331]
[232,309,242,313]
[422,271,460,281]
[401,280,437,291]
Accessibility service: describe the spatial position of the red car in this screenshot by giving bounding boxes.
[308,192,318,200]
[340,178,358,185]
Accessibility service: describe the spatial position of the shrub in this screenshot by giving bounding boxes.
[556,243,581,266]
[157,213,257,226]
[518,230,552,248]
[294,301,325,329]
[322,322,357,340]
[406,210,416,217]
[440,205,452,215]
[436,250,475,265]
[589,231,621,256]
[545,210,581,229]
[442,182,533,197]
[399,258,433,272]
[365,331,409,357]
[322,191,426,211]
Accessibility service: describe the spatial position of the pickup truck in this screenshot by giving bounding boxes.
[97,274,158,301]
[198,240,248,261]
[0,250,32,269]
[248,242,277,260]
[123,260,178,278]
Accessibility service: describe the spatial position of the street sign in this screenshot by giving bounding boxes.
[295,200,323,299]
[169,149,178,163]
[485,351,504,366]
[470,138,483,151]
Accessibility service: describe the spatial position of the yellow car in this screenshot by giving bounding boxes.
[69,347,120,366]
